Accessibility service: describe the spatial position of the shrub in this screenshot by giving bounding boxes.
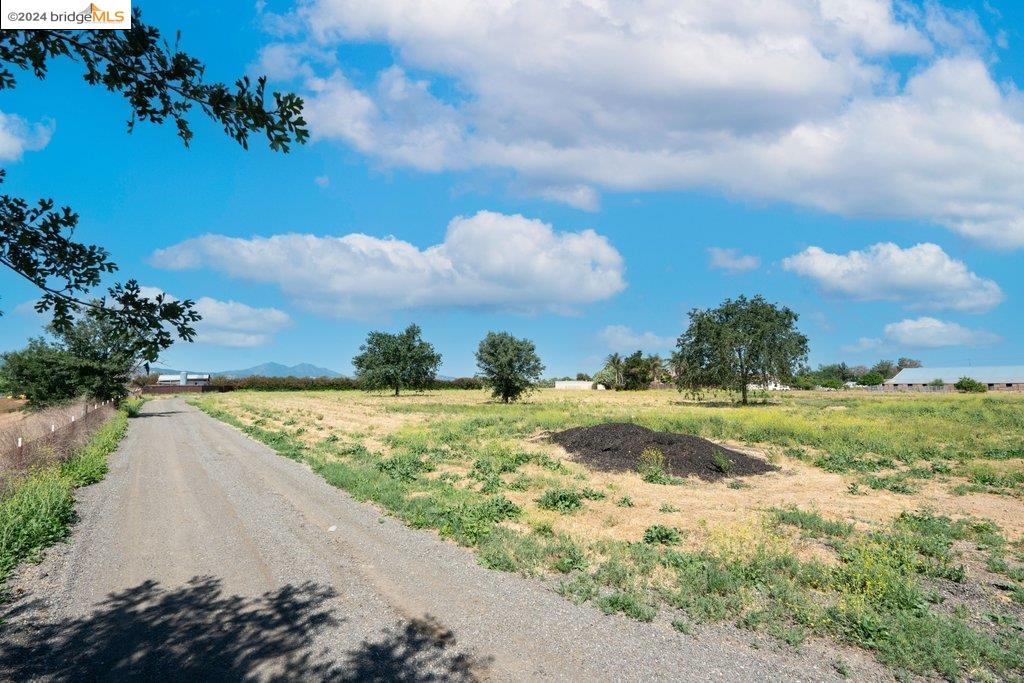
[954,377,986,393]
[638,447,665,476]
[858,371,884,386]
[122,397,146,417]
[536,488,583,513]
[643,524,682,545]
[638,448,682,484]
[711,449,733,474]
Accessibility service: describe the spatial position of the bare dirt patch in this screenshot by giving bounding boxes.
[550,422,777,481]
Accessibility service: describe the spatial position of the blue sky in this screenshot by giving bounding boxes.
[1,0,1022,376]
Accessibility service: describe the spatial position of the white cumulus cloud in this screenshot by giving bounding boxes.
[883,317,1000,348]
[708,247,760,273]
[840,336,884,353]
[11,290,291,348]
[193,297,292,348]
[139,287,291,348]
[599,325,675,353]
[259,1,1024,245]
[151,210,625,317]
[782,242,1003,313]
[0,111,53,161]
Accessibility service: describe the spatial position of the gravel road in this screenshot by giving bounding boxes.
[0,398,861,681]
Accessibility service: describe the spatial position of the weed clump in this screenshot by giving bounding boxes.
[638,448,684,485]
[772,507,853,538]
[122,397,146,418]
[711,449,733,474]
[597,591,657,621]
[537,488,584,514]
[643,524,682,545]
[376,454,434,481]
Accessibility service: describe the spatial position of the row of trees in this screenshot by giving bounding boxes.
[594,352,669,391]
[2,294,922,409]
[348,296,810,407]
[352,325,544,403]
[575,297,810,405]
[793,357,922,390]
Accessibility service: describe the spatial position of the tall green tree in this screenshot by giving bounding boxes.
[602,353,624,390]
[870,359,899,380]
[352,324,441,396]
[858,371,884,386]
[0,339,78,408]
[0,11,307,362]
[0,311,143,407]
[475,332,544,403]
[673,295,808,404]
[646,354,667,383]
[621,350,653,390]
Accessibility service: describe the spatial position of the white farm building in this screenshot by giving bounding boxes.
[884,366,1024,392]
[554,380,606,390]
[156,372,212,387]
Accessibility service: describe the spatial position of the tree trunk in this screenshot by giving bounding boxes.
[394,386,400,397]
[741,382,748,405]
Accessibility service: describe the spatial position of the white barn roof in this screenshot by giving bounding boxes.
[886,366,1024,384]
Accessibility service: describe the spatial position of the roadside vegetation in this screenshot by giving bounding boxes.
[194,388,1024,680]
[0,407,129,590]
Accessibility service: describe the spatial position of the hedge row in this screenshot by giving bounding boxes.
[196,375,487,392]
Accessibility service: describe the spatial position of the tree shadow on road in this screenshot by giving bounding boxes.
[0,576,484,681]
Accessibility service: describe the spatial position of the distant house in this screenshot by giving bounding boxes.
[884,366,1024,392]
[156,372,211,387]
[554,380,606,390]
[747,381,791,391]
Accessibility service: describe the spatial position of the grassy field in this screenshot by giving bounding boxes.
[192,388,1024,680]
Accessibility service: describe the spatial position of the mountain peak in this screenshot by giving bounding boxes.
[151,362,342,379]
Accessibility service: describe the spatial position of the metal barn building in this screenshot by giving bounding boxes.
[155,372,212,387]
[884,366,1024,392]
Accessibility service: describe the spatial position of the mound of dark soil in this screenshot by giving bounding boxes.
[550,423,777,481]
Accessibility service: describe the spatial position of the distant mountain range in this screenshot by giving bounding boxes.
[151,362,343,379]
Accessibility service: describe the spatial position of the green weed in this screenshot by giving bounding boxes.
[643,524,682,545]
[772,507,853,538]
[536,488,584,514]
